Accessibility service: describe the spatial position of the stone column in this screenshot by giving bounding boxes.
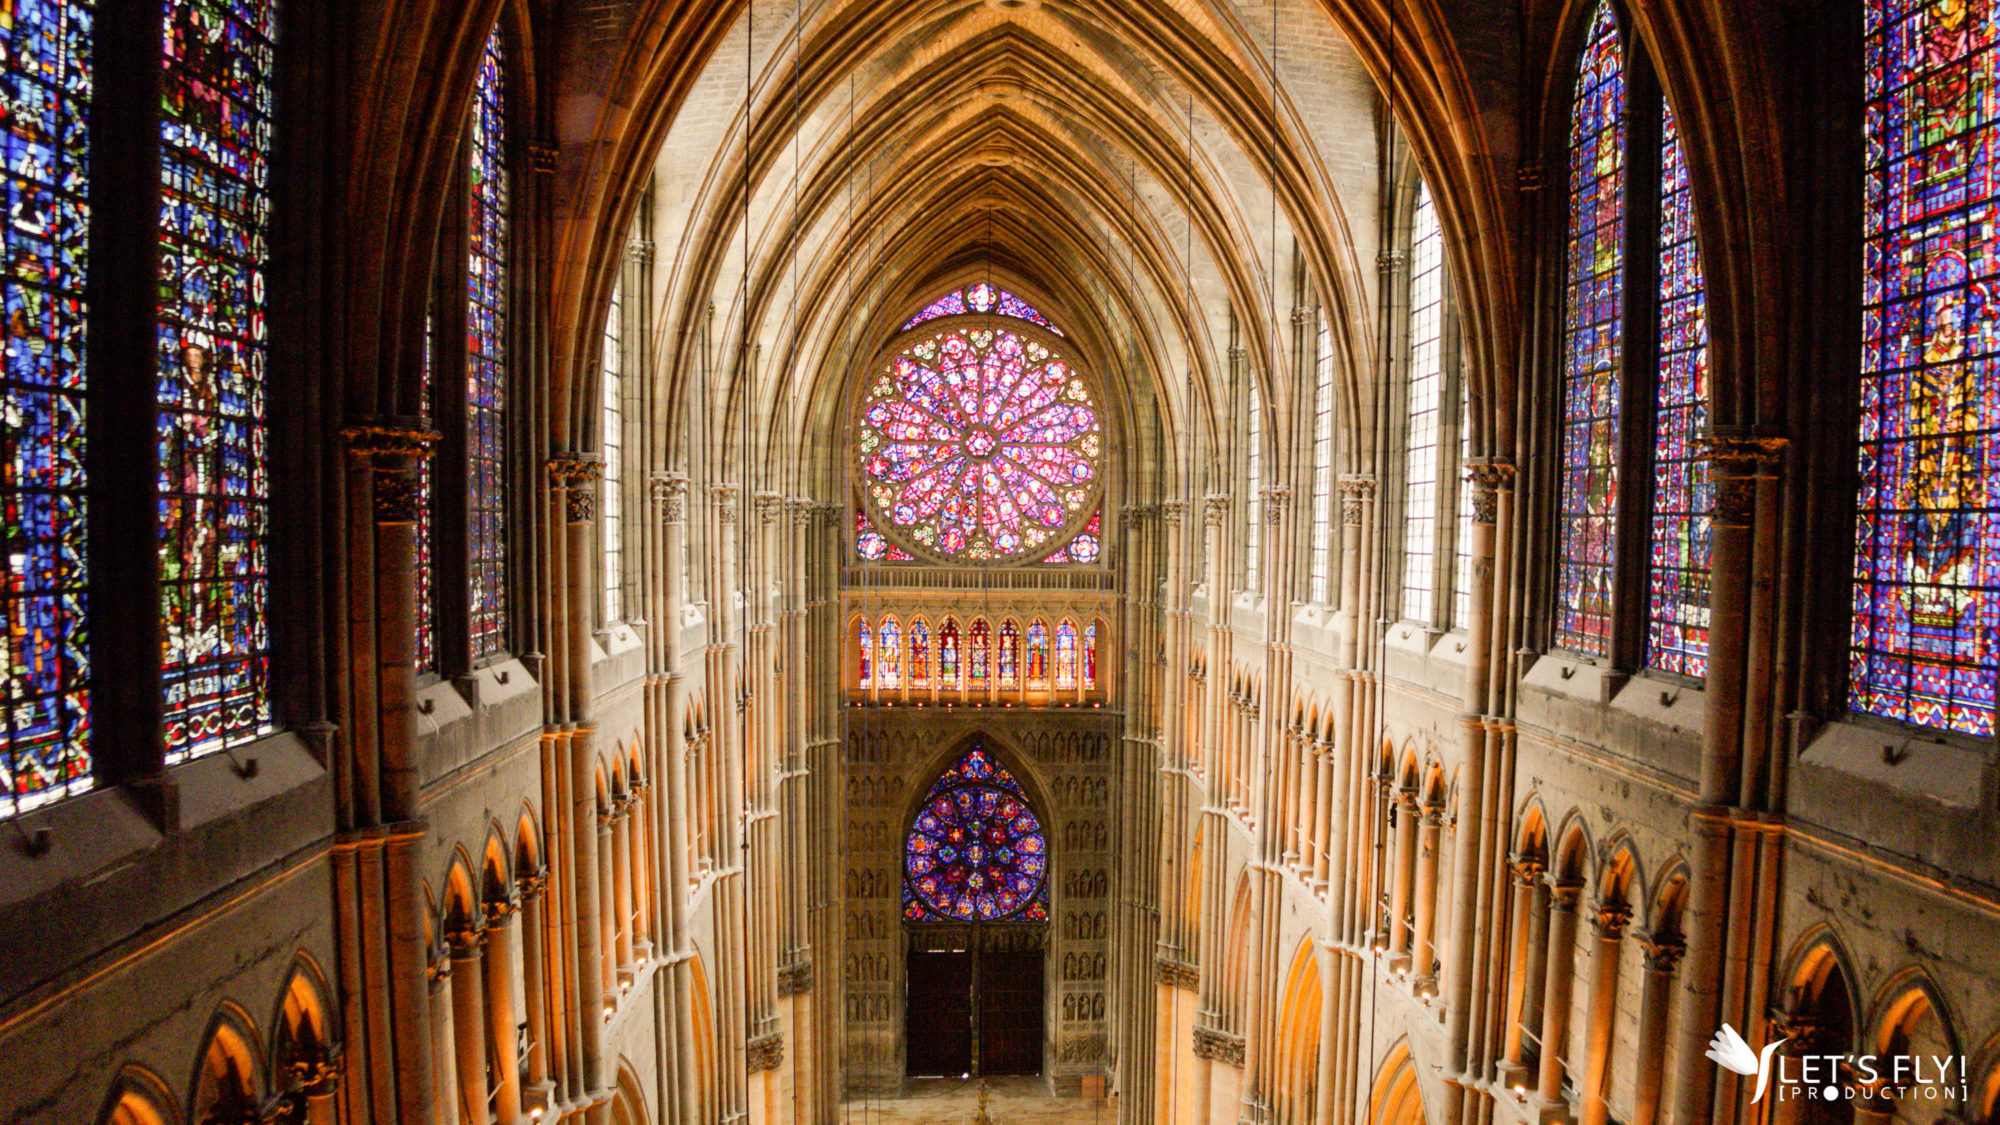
[1389,787,1419,965]
[516,869,552,1108]
[428,947,458,1125]
[1310,739,1334,892]
[1628,935,1685,1125]
[598,804,617,1000]
[1535,879,1586,1106]
[1499,855,1546,1088]
[613,795,636,976]
[448,923,491,1124]
[1410,801,1444,991]
[1578,901,1632,1125]
[483,893,524,1125]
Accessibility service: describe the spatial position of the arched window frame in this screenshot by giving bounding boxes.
[1392,172,1471,632]
[1537,0,1715,679]
[421,12,527,678]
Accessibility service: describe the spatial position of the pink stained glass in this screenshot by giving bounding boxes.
[1054,620,1078,690]
[902,282,1063,336]
[939,618,961,689]
[1040,509,1103,564]
[1084,620,1099,689]
[910,617,931,687]
[855,506,913,561]
[1554,0,1626,659]
[857,325,1102,562]
[878,615,901,688]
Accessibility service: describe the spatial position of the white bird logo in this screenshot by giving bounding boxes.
[1706,1023,1790,1103]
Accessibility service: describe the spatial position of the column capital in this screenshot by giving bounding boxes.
[1160,498,1187,526]
[427,944,454,987]
[1467,459,1514,526]
[517,865,549,901]
[1642,936,1687,974]
[1546,878,1586,910]
[284,1045,343,1098]
[652,472,689,524]
[1589,900,1633,938]
[445,922,486,960]
[1203,492,1232,527]
[754,489,786,524]
[484,889,522,925]
[1260,485,1291,524]
[713,484,740,522]
[788,497,816,526]
[626,236,656,264]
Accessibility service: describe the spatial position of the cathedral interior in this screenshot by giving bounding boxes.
[3,0,1999,1123]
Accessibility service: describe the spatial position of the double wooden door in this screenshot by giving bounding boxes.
[904,946,1044,1077]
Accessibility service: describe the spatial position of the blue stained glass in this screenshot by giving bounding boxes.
[903,745,1049,922]
[1040,509,1102,564]
[1855,0,2000,735]
[467,26,507,659]
[1,0,94,814]
[1554,0,1626,659]
[158,0,276,761]
[1645,105,1713,678]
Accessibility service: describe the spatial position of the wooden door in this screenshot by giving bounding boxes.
[905,949,973,1076]
[975,949,1044,1076]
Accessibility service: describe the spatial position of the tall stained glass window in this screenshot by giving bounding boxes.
[416,314,435,673]
[909,617,930,687]
[1026,619,1049,687]
[1054,620,1078,690]
[856,619,871,688]
[159,0,278,761]
[998,619,1019,686]
[902,745,1048,922]
[1856,0,2000,734]
[969,617,991,685]
[602,281,623,623]
[1084,620,1099,689]
[1402,184,1446,622]
[878,615,901,688]
[856,322,1101,563]
[467,27,509,659]
[1310,309,1336,603]
[1646,106,1712,677]
[1553,0,1626,659]
[939,618,960,688]
[1,0,94,811]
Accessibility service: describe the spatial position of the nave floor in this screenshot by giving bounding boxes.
[838,1076,1113,1124]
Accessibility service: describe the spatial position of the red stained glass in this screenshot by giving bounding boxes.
[903,745,1048,923]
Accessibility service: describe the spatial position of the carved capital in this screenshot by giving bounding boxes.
[1155,956,1200,990]
[627,237,656,264]
[517,865,549,902]
[526,141,559,175]
[777,960,814,997]
[1160,498,1187,526]
[1516,161,1543,192]
[285,1048,343,1098]
[747,1031,785,1073]
[445,923,486,960]
[342,421,441,460]
[1641,934,1687,975]
[654,473,690,524]
[484,889,522,925]
[1507,852,1545,884]
[1546,878,1586,911]
[789,497,815,526]
[1291,304,1314,325]
[755,490,786,525]
[1261,486,1291,524]
[1338,477,1374,526]
[427,945,454,985]
[1590,900,1634,938]
[1376,249,1408,274]
[714,484,740,523]
[1202,492,1232,527]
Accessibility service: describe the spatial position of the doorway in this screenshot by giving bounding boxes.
[903,945,1045,1077]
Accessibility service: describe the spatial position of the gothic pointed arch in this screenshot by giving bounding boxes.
[901,739,1051,924]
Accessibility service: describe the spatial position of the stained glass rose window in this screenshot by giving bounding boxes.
[903,747,1049,922]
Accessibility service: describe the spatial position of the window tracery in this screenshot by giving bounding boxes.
[467,26,509,659]
[903,746,1048,923]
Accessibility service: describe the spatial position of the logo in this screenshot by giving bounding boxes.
[1705,1022,1971,1108]
[1706,1024,1788,1104]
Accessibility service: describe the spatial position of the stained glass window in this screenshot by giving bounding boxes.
[1,0,93,812]
[939,618,960,689]
[1311,310,1335,603]
[1026,619,1049,686]
[1646,105,1712,677]
[467,27,508,659]
[878,615,901,688]
[416,314,435,673]
[902,282,1063,336]
[1054,620,1078,690]
[159,0,278,761]
[857,619,871,688]
[1084,620,1099,689]
[1855,0,2000,735]
[1402,183,1445,623]
[855,507,914,562]
[997,619,1019,686]
[909,617,930,687]
[1554,0,1626,659]
[902,745,1049,922]
[602,280,623,623]
[1040,509,1102,563]
[857,323,1101,563]
[969,617,991,685]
